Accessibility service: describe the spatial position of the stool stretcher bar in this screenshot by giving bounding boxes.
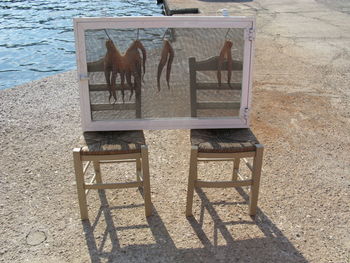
[196,179,253,188]
[197,152,256,159]
[198,158,235,162]
[81,153,141,161]
[99,159,137,163]
[85,181,143,190]
[198,157,254,172]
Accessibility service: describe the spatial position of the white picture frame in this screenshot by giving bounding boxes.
[74,16,255,131]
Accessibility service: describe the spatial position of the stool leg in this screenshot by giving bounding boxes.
[186,146,198,217]
[141,146,152,217]
[73,148,89,220]
[232,158,240,181]
[93,161,102,184]
[249,144,264,216]
[136,158,142,183]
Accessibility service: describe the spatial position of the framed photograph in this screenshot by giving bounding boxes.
[74,16,255,131]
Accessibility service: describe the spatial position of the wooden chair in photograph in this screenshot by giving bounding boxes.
[189,56,243,117]
[73,130,152,220]
[185,128,264,217]
[87,59,142,118]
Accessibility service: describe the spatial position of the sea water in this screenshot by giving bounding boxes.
[0,0,162,90]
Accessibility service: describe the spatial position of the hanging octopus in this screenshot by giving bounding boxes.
[157,39,174,91]
[104,39,146,103]
[217,40,233,87]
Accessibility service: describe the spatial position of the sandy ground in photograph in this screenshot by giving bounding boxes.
[0,0,349,262]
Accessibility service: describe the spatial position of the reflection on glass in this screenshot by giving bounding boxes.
[84,28,244,121]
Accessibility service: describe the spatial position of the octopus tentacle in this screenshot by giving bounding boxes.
[104,67,112,102]
[104,44,113,102]
[157,42,169,91]
[126,40,146,80]
[226,41,233,87]
[110,70,117,103]
[157,39,175,91]
[120,72,126,103]
[217,40,233,87]
[125,40,145,99]
[104,40,121,103]
[133,40,146,80]
[165,41,174,89]
[133,60,142,99]
[126,72,133,100]
[133,63,142,92]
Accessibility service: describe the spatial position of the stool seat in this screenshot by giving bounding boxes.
[80,130,145,155]
[190,129,259,153]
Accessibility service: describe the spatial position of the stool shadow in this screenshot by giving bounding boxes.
[187,187,308,262]
[82,188,307,262]
[82,189,178,263]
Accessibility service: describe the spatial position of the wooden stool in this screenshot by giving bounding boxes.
[73,130,152,220]
[186,128,264,217]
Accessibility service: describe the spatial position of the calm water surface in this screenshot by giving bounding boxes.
[0,0,162,90]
